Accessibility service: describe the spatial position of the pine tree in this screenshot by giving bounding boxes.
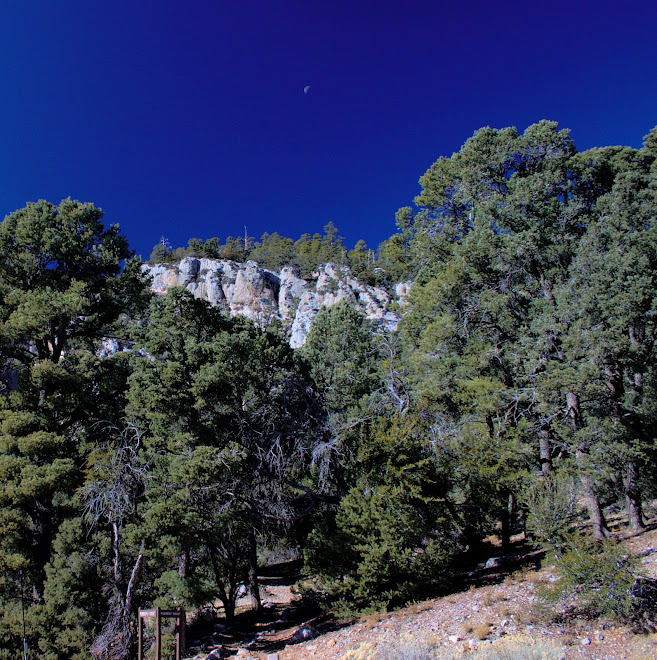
[0,199,143,657]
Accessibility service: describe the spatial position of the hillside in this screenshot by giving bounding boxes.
[183,520,657,660]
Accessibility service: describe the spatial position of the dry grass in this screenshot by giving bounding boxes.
[361,613,384,629]
[369,633,442,660]
[368,636,566,660]
[510,570,524,582]
[559,632,577,646]
[473,638,565,659]
[473,624,491,640]
[504,574,518,587]
[495,604,511,618]
[525,570,550,586]
[339,641,377,660]
[515,608,539,626]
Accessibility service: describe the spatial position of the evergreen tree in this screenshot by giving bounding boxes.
[0,199,144,657]
[303,416,457,612]
[126,288,318,620]
[552,146,657,532]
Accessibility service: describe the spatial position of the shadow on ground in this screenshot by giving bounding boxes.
[184,524,657,657]
[183,537,555,657]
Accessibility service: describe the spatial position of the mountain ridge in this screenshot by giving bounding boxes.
[142,257,411,347]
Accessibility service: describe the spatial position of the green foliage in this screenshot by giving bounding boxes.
[302,418,456,612]
[37,518,104,660]
[524,472,578,552]
[0,198,144,362]
[304,483,455,613]
[299,301,378,415]
[146,220,408,287]
[149,241,172,263]
[0,199,144,658]
[541,537,642,620]
[398,119,657,545]
[2,120,657,654]
[125,287,319,621]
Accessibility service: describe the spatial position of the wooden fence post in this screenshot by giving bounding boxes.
[155,606,161,660]
[137,606,184,660]
[137,612,143,660]
[176,608,186,660]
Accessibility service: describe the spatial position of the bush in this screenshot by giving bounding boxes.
[302,481,456,614]
[301,418,458,615]
[524,472,578,552]
[540,536,641,620]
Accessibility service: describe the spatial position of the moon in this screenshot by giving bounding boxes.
[303,85,310,94]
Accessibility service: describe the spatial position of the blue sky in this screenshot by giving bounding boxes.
[1,0,656,259]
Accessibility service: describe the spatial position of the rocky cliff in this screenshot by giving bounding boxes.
[142,258,409,347]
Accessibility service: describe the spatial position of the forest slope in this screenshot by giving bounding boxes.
[186,520,657,660]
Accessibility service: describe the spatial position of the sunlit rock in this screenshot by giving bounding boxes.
[142,258,407,346]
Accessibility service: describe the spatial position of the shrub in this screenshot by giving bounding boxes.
[301,416,459,615]
[540,536,641,620]
[473,624,491,640]
[524,472,578,552]
[302,481,456,613]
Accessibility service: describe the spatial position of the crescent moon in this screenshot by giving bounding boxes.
[304,85,310,94]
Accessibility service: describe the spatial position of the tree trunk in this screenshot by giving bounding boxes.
[624,462,645,531]
[208,545,238,625]
[247,531,262,612]
[31,503,53,600]
[538,429,552,475]
[568,392,611,542]
[579,469,611,542]
[178,544,190,579]
[124,546,144,613]
[223,599,235,624]
[500,490,512,551]
[90,543,143,660]
[112,521,123,590]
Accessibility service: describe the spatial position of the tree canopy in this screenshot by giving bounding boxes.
[1,121,657,657]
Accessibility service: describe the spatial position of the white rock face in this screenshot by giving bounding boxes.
[142,258,410,347]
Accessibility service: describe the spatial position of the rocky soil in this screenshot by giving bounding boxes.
[181,521,657,660]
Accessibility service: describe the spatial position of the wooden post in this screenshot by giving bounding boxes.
[138,607,184,659]
[176,608,186,660]
[155,606,161,660]
[137,612,143,660]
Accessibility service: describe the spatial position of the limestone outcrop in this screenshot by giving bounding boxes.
[142,258,408,347]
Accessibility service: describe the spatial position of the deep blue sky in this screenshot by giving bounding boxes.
[1,0,656,260]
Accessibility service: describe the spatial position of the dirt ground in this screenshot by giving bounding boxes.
[183,520,657,660]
